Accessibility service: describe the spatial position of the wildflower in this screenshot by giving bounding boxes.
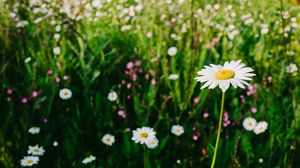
[20,156,39,167]
[53,141,58,147]
[259,158,264,163]
[195,60,255,92]
[101,134,115,146]
[55,77,60,83]
[145,137,159,149]
[118,110,126,119]
[132,127,156,144]
[193,97,200,104]
[47,69,53,75]
[146,32,152,38]
[171,125,184,136]
[168,74,179,80]
[251,107,257,113]
[54,34,60,40]
[108,91,118,101]
[63,75,68,80]
[24,57,32,64]
[167,47,177,56]
[27,145,45,156]
[223,112,231,127]
[59,88,72,100]
[247,84,256,96]
[243,117,257,131]
[21,97,28,104]
[82,155,96,164]
[7,89,13,95]
[253,121,268,134]
[127,62,134,69]
[31,91,39,98]
[203,112,209,118]
[53,46,61,55]
[286,63,298,74]
[28,127,40,134]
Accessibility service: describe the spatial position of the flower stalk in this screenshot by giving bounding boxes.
[210,92,225,168]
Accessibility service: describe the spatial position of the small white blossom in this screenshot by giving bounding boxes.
[108,91,118,101]
[171,125,184,136]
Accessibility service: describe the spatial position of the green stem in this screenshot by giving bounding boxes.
[143,145,147,168]
[210,92,225,168]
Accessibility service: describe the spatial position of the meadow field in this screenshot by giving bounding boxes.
[0,0,300,167]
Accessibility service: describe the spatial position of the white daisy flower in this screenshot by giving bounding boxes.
[108,91,118,101]
[167,47,177,56]
[171,125,185,136]
[242,117,257,131]
[59,88,72,100]
[20,156,39,167]
[286,63,298,74]
[168,74,179,80]
[27,145,45,156]
[195,60,255,92]
[28,127,40,134]
[253,121,268,135]
[132,127,156,144]
[145,137,159,149]
[53,141,58,147]
[82,155,96,164]
[53,46,61,55]
[101,134,115,146]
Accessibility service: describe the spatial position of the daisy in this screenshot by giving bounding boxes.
[171,125,184,136]
[59,88,72,100]
[101,134,115,146]
[108,91,118,101]
[132,127,156,144]
[20,156,39,167]
[253,121,268,134]
[28,127,40,134]
[27,145,45,156]
[146,137,159,149]
[82,155,96,164]
[168,74,179,80]
[53,46,61,55]
[195,60,255,92]
[242,117,257,131]
[53,141,58,147]
[167,47,177,56]
[286,63,298,74]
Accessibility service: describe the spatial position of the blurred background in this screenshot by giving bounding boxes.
[0,0,300,167]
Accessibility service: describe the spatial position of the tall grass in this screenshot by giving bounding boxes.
[0,0,300,167]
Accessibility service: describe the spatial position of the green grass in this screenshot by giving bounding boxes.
[0,0,300,167]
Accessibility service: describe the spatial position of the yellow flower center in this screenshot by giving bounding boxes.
[215,70,235,80]
[26,160,33,164]
[64,92,68,96]
[33,148,40,152]
[140,132,148,138]
[248,122,253,126]
[106,138,111,142]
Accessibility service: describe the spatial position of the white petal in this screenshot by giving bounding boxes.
[239,80,250,86]
[233,64,246,71]
[234,75,252,81]
[232,78,245,89]
[222,81,230,92]
[195,76,211,82]
[201,80,214,89]
[237,67,254,73]
[230,79,237,88]
[209,80,218,89]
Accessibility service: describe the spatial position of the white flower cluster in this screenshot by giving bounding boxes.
[20,145,45,167]
[243,117,268,135]
[132,127,159,149]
